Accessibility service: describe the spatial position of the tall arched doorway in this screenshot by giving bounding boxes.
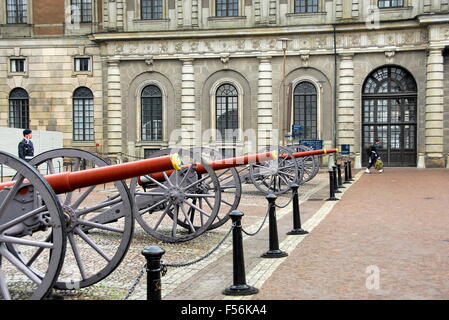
[362,66,417,167]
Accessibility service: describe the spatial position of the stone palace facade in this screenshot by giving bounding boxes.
[1,0,449,168]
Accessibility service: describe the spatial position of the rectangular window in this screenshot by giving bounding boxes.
[74,57,91,72]
[10,58,26,73]
[294,0,318,13]
[141,0,163,20]
[71,0,92,23]
[216,0,239,17]
[6,0,28,24]
[378,0,404,8]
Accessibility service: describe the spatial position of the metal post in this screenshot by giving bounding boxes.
[223,210,258,296]
[327,169,339,201]
[343,161,350,184]
[261,194,288,258]
[332,165,342,193]
[337,163,345,188]
[0,164,3,183]
[287,184,308,235]
[348,160,354,181]
[141,246,165,300]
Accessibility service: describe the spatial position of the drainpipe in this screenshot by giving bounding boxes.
[332,24,338,167]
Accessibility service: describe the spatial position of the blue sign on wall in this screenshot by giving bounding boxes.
[291,124,303,137]
[341,144,350,155]
[299,140,323,150]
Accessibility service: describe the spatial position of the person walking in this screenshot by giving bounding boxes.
[365,138,383,174]
[18,129,34,162]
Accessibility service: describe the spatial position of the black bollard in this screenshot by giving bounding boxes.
[287,184,308,235]
[223,210,259,296]
[348,160,354,181]
[327,169,339,201]
[332,165,342,194]
[261,194,288,258]
[336,163,345,188]
[141,245,165,300]
[343,161,350,184]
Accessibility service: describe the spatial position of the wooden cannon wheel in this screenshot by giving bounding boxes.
[130,148,221,243]
[0,151,67,300]
[23,148,134,290]
[249,146,301,195]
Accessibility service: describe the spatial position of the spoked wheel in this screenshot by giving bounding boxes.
[131,148,221,243]
[289,145,319,183]
[0,151,66,300]
[23,148,134,290]
[190,147,241,230]
[249,146,301,195]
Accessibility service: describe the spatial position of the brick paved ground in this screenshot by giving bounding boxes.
[252,168,449,300]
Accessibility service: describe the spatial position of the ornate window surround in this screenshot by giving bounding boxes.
[209,78,244,147]
[289,77,322,140]
[135,79,168,145]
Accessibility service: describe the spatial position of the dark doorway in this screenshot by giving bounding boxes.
[362,66,417,167]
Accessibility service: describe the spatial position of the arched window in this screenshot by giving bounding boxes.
[216,83,238,142]
[362,66,417,166]
[73,87,94,141]
[9,88,29,129]
[141,85,163,141]
[293,82,317,139]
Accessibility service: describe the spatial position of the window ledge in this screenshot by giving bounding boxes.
[133,19,170,24]
[72,71,93,77]
[378,6,413,11]
[136,141,168,146]
[286,12,327,17]
[208,16,247,21]
[72,141,96,146]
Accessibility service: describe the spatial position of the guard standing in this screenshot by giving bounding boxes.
[18,129,34,162]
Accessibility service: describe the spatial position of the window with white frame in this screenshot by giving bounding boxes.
[216,0,239,17]
[141,0,163,20]
[293,82,318,140]
[6,0,27,24]
[141,85,163,141]
[73,87,94,141]
[9,88,29,129]
[216,83,238,142]
[294,0,318,13]
[378,0,404,8]
[74,57,91,72]
[71,0,92,23]
[10,58,26,73]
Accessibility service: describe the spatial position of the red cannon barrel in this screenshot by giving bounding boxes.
[0,153,182,194]
[139,150,277,184]
[289,148,339,159]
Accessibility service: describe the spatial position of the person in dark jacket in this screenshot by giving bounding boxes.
[18,129,34,162]
[365,138,383,174]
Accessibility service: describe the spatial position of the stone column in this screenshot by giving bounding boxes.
[107,59,122,158]
[257,56,274,150]
[424,48,445,167]
[337,54,357,166]
[180,58,196,149]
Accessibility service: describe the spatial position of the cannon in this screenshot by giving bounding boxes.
[135,146,337,242]
[0,150,181,300]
